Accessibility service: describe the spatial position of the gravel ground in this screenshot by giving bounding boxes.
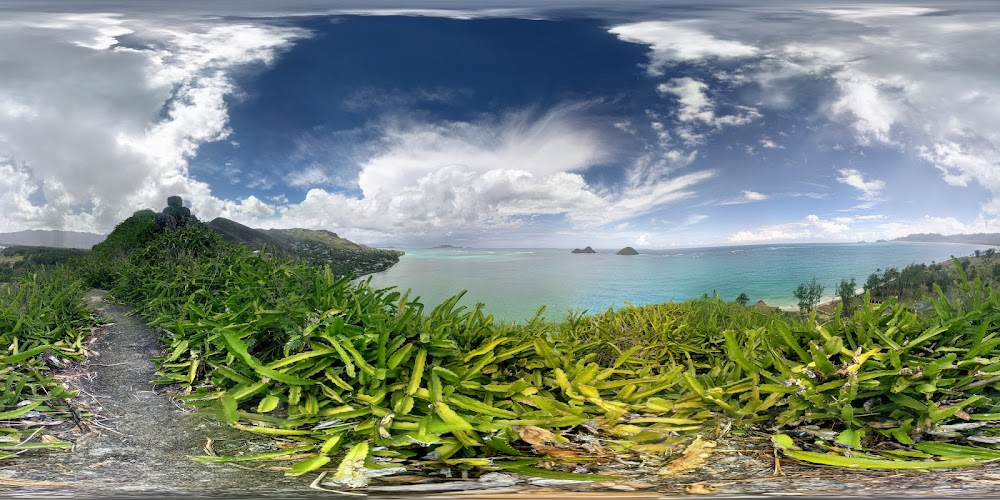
[4,292,1000,499]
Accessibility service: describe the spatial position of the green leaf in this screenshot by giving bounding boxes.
[286,455,331,476]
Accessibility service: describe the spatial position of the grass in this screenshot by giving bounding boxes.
[91,223,1000,479]
[8,216,1000,480]
[0,267,100,458]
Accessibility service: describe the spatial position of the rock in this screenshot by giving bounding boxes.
[156,195,197,232]
[616,246,639,255]
[571,246,597,254]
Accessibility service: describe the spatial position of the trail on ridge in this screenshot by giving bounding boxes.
[0,291,322,497]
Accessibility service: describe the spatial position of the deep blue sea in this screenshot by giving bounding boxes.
[364,242,991,323]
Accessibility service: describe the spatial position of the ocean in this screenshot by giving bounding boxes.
[363,242,992,323]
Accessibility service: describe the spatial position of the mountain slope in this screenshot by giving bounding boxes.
[207,218,402,276]
[894,233,1000,245]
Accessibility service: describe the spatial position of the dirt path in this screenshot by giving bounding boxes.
[0,291,321,497]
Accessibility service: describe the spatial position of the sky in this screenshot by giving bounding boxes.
[1,1,999,248]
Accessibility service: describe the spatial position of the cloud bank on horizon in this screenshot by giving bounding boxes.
[1,1,998,248]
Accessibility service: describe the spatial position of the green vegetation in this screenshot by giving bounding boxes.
[0,245,89,282]
[89,216,1000,477]
[835,277,858,316]
[208,217,403,277]
[12,199,1000,479]
[0,268,98,458]
[794,278,824,313]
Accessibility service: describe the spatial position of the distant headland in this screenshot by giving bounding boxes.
[894,232,1000,245]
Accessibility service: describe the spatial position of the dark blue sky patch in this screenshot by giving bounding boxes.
[190,14,656,201]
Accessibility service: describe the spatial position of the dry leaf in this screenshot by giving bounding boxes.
[657,436,716,477]
[203,437,216,455]
[532,444,583,458]
[685,482,716,494]
[518,425,556,445]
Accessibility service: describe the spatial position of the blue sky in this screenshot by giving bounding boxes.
[1,1,998,248]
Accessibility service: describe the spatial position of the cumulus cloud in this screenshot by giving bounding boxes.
[609,21,759,76]
[0,12,305,232]
[727,214,854,243]
[268,108,714,240]
[760,137,782,149]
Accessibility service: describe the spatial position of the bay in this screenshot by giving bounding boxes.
[365,242,992,322]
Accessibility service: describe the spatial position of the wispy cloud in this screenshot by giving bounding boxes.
[836,168,885,201]
[718,190,769,206]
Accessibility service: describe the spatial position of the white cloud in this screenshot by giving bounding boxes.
[656,77,760,144]
[263,109,714,241]
[917,141,993,189]
[760,137,781,149]
[829,70,904,145]
[0,12,305,232]
[727,214,853,243]
[330,8,539,21]
[817,7,939,21]
[636,232,651,246]
[658,78,713,124]
[836,168,885,200]
[718,190,769,205]
[609,21,759,76]
[287,166,334,188]
[682,214,709,227]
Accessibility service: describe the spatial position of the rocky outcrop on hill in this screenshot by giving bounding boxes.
[616,246,639,255]
[571,246,597,254]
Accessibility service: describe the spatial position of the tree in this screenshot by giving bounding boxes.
[864,272,881,294]
[836,277,858,316]
[794,278,825,313]
[736,292,750,307]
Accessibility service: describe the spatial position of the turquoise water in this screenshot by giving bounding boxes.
[364,242,991,322]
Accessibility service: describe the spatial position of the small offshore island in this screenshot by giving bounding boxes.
[570,245,639,255]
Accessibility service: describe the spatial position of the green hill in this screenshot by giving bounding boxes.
[82,199,401,288]
[207,217,402,276]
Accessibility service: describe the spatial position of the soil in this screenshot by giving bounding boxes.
[5,291,1000,498]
